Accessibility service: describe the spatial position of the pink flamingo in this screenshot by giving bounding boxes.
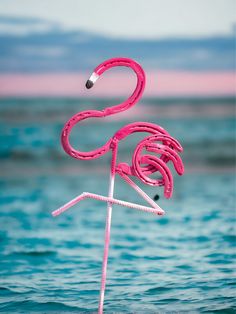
[52,57,184,313]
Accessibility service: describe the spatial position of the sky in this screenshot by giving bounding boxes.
[0,0,235,38]
[0,0,235,96]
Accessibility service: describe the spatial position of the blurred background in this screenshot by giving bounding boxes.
[0,1,235,313]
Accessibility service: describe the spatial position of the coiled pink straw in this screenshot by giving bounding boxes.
[52,57,184,313]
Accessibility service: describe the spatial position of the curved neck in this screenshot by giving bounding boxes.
[94,57,146,115]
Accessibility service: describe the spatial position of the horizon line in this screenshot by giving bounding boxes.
[0,71,235,97]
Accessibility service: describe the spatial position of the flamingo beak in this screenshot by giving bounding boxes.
[85,80,94,89]
[85,72,99,89]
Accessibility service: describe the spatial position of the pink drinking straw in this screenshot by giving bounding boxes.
[52,57,184,313]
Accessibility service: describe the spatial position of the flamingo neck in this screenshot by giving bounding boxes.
[94,58,146,115]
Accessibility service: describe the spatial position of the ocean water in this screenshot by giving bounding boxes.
[0,97,236,313]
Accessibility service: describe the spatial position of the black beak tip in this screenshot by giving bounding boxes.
[85,80,94,89]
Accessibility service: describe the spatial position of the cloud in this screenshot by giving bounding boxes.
[0,15,235,73]
[0,15,61,35]
[18,46,68,57]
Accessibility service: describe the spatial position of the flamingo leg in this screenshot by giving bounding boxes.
[51,191,164,218]
[52,192,87,217]
[98,143,118,314]
[117,171,165,212]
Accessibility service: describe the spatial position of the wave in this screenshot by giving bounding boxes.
[0,300,87,313]
[10,250,56,257]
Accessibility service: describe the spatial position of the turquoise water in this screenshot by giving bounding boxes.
[0,98,236,313]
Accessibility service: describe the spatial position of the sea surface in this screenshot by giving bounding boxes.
[0,97,235,313]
